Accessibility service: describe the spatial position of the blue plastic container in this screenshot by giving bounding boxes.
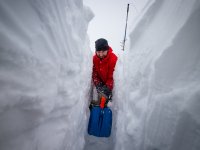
[88,106,112,137]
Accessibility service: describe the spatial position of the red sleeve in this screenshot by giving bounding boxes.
[105,55,117,90]
[92,56,101,86]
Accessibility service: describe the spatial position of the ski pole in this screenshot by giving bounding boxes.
[122,4,130,51]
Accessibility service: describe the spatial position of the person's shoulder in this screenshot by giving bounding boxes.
[110,51,118,61]
[93,53,97,59]
[108,50,117,64]
[108,47,117,57]
[93,54,99,63]
[111,52,117,58]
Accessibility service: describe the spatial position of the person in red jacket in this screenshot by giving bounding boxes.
[91,38,118,109]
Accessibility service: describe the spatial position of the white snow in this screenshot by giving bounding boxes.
[114,0,200,150]
[0,0,93,150]
[0,0,200,150]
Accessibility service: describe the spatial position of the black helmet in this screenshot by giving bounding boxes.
[95,38,109,51]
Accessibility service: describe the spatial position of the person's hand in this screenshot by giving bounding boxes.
[96,82,103,92]
[89,103,93,110]
[101,85,112,99]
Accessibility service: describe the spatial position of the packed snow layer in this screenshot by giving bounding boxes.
[115,0,200,150]
[0,0,93,150]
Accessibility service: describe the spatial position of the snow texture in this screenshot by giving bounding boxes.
[114,0,200,150]
[0,0,93,150]
[0,0,200,150]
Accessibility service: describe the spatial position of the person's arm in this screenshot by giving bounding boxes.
[105,56,117,90]
[92,57,101,86]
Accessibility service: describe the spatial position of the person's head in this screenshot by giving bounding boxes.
[95,38,109,59]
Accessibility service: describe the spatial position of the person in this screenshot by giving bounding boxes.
[90,38,118,109]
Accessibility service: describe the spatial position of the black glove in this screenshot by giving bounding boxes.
[89,103,93,110]
[100,85,112,100]
[96,82,103,92]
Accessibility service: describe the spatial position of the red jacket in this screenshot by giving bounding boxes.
[92,47,118,90]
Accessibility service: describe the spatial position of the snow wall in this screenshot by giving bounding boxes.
[0,0,93,150]
[114,0,200,150]
[1,0,200,150]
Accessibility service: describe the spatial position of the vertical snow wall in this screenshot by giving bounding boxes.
[0,0,93,150]
[115,0,200,150]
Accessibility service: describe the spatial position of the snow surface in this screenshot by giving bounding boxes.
[0,0,200,150]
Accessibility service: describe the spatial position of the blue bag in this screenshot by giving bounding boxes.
[88,106,112,137]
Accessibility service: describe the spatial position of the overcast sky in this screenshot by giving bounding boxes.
[83,0,149,53]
